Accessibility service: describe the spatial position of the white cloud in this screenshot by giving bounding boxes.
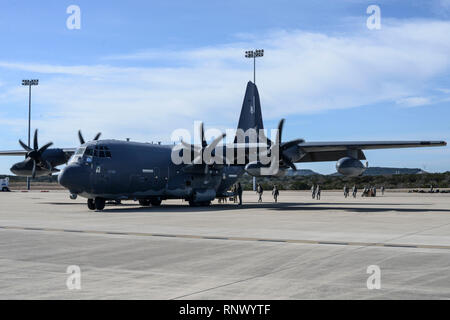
[396,96,432,107]
[0,19,450,146]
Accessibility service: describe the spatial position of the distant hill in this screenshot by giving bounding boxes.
[331,167,427,176]
[285,169,319,176]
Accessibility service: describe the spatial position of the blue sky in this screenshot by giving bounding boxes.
[0,0,449,174]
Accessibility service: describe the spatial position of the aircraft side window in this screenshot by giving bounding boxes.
[85,148,93,156]
[99,151,105,157]
[93,149,98,157]
[105,151,111,158]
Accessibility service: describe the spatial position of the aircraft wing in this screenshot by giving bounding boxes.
[61,148,76,155]
[294,140,446,163]
[0,148,77,156]
[0,150,28,156]
[298,140,447,152]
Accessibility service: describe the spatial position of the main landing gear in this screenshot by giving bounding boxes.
[188,200,211,207]
[87,198,105,211]
[139,198,162,207]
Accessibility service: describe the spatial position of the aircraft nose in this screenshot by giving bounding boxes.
[58,165,88,193]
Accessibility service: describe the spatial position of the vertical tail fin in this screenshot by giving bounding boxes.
[234,81,264,143]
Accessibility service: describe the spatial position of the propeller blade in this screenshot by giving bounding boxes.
[33,129,39,150]
[277,119,285,145]
[78,130,85,145]
[203,133,226,165]
[281,139,305,151]
[38,141,53,154]
[19,139,32,152]
[31,160,36,179]
[93,132,101,141]
[199,122,207,148]
[204,133,226,154]
[180,140,201,152]
[282,154,297,171]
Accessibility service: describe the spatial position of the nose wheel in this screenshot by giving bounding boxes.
[87,198,105,211]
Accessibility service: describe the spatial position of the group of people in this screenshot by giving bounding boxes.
[343,185,358,198]
[256,184,280,203]
[311,184,321,200]
[221,183,281,205]
[343,185,384,197]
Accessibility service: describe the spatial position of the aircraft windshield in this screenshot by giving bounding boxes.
[75,147,86,155]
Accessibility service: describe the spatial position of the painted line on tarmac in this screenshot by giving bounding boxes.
[0,225,448,250]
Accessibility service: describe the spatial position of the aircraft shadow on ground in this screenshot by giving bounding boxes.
[92,201,447,214]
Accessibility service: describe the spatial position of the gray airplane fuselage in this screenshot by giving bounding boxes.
[58,140,243,202]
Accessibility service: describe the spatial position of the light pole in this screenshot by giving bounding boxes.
[245,49,264,191]
[245,49,264,84]
[22,79,39,190]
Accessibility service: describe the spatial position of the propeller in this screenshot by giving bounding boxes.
[269,119,304,171]
[18,129,53,178]
[180,122,226,174]
[78,130,101,145]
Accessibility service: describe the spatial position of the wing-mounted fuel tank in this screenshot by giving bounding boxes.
[336,157,366,177]
[244,161,286,177]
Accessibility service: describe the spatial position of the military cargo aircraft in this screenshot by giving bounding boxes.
[0,81,446,210]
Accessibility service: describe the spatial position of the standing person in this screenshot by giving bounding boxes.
[257,183,264,203]
[381,185,385,195]
[272,185,279,203]
[237,182,243,206]
[352,185,357,198]
[311,184,316,199]
[344,185,349,198]
[316,185,321,200]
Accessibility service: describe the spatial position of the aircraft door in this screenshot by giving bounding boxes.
[152,167,165,191]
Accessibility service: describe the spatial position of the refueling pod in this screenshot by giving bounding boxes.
[336,157,366,177]
[245,161,286,177]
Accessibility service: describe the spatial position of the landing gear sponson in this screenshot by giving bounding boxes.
[88,197,164,210]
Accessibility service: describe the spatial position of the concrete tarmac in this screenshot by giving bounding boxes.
[1,190,450,299]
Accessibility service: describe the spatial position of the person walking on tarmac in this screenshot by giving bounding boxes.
[257,183,264,203]
[352,185,358,198]
[344,185,349,198]
[316,185,321,200]
[237,182,243,205]
[272,185,280,203]
[311,184,316,199]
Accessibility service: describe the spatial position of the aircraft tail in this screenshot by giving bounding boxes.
[234,81,264,142]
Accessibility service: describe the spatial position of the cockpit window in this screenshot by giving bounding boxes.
[85,148,93,156]
[91,145,112,158]
[75,147,86,155]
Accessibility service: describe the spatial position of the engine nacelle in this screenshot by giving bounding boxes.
[245,161,286,177]
[193,189,216,202]
[336,157,366,177]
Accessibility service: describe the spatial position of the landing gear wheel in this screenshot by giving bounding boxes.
[139,199,151,206]
[87,199,95,210]
[94,197,105,211]
[189,200,211,207]
[150,199,162,206]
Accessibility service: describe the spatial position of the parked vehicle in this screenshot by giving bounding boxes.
[1,177,10,192]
